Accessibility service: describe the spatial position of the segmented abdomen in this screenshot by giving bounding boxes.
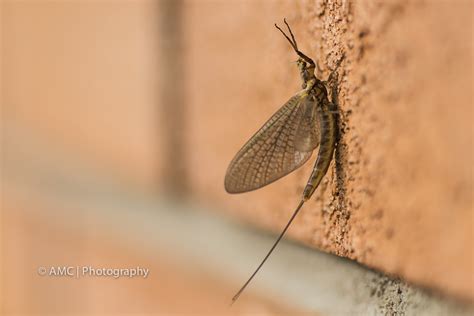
[302,96,337,200]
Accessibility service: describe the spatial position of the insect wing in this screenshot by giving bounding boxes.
[225,93,319,193]
[294,96,320,152]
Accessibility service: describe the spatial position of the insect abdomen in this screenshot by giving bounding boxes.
[302,98,337,201]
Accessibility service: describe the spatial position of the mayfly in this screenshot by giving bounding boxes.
[224,19,338,303]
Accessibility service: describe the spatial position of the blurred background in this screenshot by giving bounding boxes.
[1,0,473,315]
[2,0,308,314]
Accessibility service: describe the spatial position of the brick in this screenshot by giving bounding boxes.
[2,1,162,188]
[185,1,473,302]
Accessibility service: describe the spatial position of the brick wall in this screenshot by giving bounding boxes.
[182,0,473,302]
[2,0,472,313]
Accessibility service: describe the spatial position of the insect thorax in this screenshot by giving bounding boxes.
[308,80,329,103]
[300,68,314,85]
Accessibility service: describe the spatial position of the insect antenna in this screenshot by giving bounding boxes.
[275,19,315,66]
[283,18,298,50]
[275,19,298,52]
[231,199,306,304]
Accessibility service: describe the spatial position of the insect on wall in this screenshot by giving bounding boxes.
[224,19,340,303]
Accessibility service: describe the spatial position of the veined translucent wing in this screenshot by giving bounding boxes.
[224,92,320,193]
[295,96,321,152]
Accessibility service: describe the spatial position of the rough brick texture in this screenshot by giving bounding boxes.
[3,0,472,305]
[185,1,473,302]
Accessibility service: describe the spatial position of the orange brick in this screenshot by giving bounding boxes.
[184,1,473,302]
